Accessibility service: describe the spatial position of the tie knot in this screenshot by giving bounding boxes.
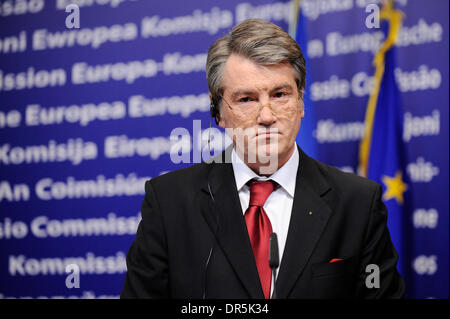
[248,180,276,207]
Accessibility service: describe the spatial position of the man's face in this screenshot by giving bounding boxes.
[218,53,304,174]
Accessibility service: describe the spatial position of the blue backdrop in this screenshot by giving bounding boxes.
[0,0,448,299]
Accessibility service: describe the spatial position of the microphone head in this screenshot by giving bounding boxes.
[269,232,279,269]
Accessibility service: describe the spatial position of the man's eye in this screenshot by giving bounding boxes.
[239,97,251,103]
[274,92,286,98]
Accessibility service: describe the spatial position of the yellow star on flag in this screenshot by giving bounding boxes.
[382,171,408,205]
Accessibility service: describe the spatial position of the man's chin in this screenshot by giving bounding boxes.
[242,145,280,175]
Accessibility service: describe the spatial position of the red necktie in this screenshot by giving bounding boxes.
[245,180,275,299]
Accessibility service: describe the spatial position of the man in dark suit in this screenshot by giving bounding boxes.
[121,19,405,299]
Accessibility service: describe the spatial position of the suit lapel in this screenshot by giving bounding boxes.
[275,147,332,298]
[200,148,264,298]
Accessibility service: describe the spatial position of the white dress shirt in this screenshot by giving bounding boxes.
[231,144,299,283]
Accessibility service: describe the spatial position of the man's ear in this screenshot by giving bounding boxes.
[299,88,305,118]
[209,93,224,127]
[299,88,305,100]
[209,93,220,125]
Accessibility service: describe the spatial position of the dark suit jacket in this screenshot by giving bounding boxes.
[121,146,405,299]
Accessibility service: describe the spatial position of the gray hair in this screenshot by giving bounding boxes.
[206,18,306,108]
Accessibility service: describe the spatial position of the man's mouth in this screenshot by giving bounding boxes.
[255,129,280,137]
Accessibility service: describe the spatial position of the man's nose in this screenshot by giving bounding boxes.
[258,103,276,125]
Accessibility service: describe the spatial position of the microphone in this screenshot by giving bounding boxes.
[269,232,279,299]
[202,180,219,299]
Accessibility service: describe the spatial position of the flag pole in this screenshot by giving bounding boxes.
[289,0,301,39]
[358,0,403,177]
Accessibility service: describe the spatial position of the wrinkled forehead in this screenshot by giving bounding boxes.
[221,54,297,96]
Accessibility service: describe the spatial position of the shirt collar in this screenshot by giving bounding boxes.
[231,144,299,197]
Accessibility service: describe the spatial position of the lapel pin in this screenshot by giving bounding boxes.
[308,211,313,215]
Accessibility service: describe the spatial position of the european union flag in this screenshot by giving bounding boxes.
[359,2,409,277]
